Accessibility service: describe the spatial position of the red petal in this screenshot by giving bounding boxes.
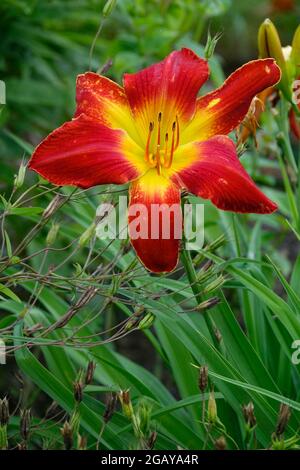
[182,59,281,143]
[171,135,277,214]
[29,115,146,188]
[75,72,142,144]
[129,172,181,273]
[123,48,209,135]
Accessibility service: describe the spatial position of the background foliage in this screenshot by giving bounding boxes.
[1,0,300,450]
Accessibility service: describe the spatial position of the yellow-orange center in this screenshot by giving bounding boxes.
[144,112,180,175]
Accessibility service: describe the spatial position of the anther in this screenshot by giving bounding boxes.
[145,121,154,162]
[175,115,180,149]
[165,121,176,169]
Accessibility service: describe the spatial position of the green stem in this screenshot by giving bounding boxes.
[180,248,221,352]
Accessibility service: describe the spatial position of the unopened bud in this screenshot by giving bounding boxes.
[60,421,73,450]
[147,431,157,450]
[77,434,87,450]
[79,223,96,247]
[204,30,222,59]
[242,402,256,429]
[196,297,220,311]
[137,401,151,436]
[0,398,9,426]
[42,194,66,219]
[118,390,134,420]
[214,436,227,450]
[103,393,118,424]
[198,366,208,393]
[85,361,96,385]
[291,25,300,76]
[102,0,117,17]
[258,19,289,99]
[14,160,27,189]
[138,312,155,330]
[275,403,291,436]
[20,409,31,441]
[46,222,60,246]
[203,275,225,295]
[73,381,83,403]
[207,390,217,424]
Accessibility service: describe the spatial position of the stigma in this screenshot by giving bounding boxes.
[145,112,180,174]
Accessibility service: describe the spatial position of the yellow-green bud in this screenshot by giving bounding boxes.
[138,312,155,330]
[14,160,26,189]
[118,390,134,420]
[102,0,117,17]
[79,223,96,247]
[46,222,60,246]
[207,390,217,424]
[291,25,300,76]
[258,19,290,100]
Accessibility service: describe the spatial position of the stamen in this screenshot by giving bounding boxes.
[155,112,162,175]
[165,121,176,169]
[163,133,168,166]
[145,121,154,162]
[175,115,180,150]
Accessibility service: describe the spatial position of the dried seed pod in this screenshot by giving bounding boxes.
[198,366,208,393]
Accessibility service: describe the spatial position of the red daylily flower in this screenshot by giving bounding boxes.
[29,48,280,273]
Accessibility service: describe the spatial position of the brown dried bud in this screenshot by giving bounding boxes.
[20,409,31,441]
[17,442,27,450]
[196,297,220,311]
[73,381,83,403]
[77,434,87,450]
[42,194,66,219]
[275,403,291,436]
[214,436,227,450]
[60,421,73,450]
[198,366,208,393]
[242,402,256,429]
[0,397,9,426]
[147,431,157,450]
[103,393,118,424]
[85,361,96,385]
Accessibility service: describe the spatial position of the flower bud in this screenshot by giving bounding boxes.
[14,160,27,190]
[60,421,73,450]
[258,19,290,99]
[85,361,96,385]
[138,312,155,330]
[242,402,256,429]
[147,431,157,450]
[275,403,291,436]
[79,223,96,247]
[102,0,117,17]
[214,436,226,450]
[103,393,118,424]
[77,434,87,450]
[46,222,60,246]
[20,409,31,441]
[203,275,225,295]
[136,401,151,436]
[207,390,217,424]
[291,25,300,76]
[118,390,134,420]
[198,366,208,393]
[0,398,9,426]
[42,194,66,219]
[73,381,83,403]
[196,297,220,311]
